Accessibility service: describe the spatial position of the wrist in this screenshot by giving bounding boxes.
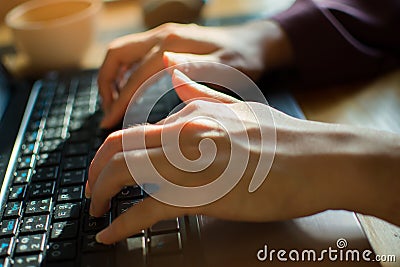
[321,126,400,225]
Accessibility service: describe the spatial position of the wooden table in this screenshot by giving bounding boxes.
[1,0,399,266]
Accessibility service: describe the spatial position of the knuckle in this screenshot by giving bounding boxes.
[159,22,179,32]
[109,152,125,169]
[108,152,129,186]
[104,130,123,147]
[185,99,207,111]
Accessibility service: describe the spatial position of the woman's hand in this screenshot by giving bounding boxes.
[88,70,400,244]
[97,21,293,128]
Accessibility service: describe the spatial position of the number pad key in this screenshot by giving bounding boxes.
[15,234,46,254]
[25,198,52,215]
[20,215,49,233]
[13,254,43,267]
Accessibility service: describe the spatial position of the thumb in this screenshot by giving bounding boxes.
[172,69,240,104]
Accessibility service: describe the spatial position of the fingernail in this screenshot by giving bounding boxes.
[89,201,95,217]
[173,69,191,82]
[85,182,91,199]
[163,51,187,67]
[162,52,170,68]
[96,230,105,243]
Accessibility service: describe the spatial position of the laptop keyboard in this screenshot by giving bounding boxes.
[0,71,184,267]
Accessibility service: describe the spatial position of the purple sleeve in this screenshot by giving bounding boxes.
[272,0,400,85]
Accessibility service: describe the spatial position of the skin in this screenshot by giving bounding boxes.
[97,21,293,128]
[88,69,400,245]
[89,21,400,244]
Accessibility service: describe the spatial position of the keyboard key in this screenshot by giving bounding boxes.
[83,214,110,233]
[43,127,63,140]
[29,181,55,198]
[45,116,65,128]
[149,233,182,255]
[54,203,81,220]
[117,186,143,200]
[51,221,78,240]
[24,131,39,143]
[68,120,86,133]
[61,170,86,185]
[31,166,58,182]
[3,202,23,218]
[0,237,14,257]
[47,241,77,261]
[65,143,89,156]
[15,234,46,254]
[17,155,35,170]
[0,219,19,237]
[36,152,61,167]
[20,215,49,233]
[8,185,27,201]
[150,219,179,234]
[0,257,10,267]
[29,120,41,131]
[39,139,64,153]
[25,198,52,215]
[63,156,87,170]
[82,234,112,252]
[14,254,43,267]
[21,143,36,155]
[57,186,83,202]
[13,169,32,184]
[116,199,140,216]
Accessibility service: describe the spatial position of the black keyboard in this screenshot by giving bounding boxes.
[0,71,183,267]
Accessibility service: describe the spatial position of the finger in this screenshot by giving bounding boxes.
[172,69,240,104]
[99,48,166,129]
[87,125,166,198]
[97,29,163,112]
[90,151,137,217]
[100,33,219,129]
[96,197,184,244]
[163,51,219,73]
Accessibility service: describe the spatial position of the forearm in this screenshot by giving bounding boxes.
[345,128,400,225]
[303,123,400,225]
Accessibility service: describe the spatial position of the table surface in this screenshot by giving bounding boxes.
[1,1,399,266]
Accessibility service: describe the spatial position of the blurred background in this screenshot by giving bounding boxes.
[0,0,294,76]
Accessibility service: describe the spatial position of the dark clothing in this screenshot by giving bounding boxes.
[272,0,400,85]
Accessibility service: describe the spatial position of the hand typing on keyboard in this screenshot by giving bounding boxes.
[87,70,400,244]
[97,21,293,129]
